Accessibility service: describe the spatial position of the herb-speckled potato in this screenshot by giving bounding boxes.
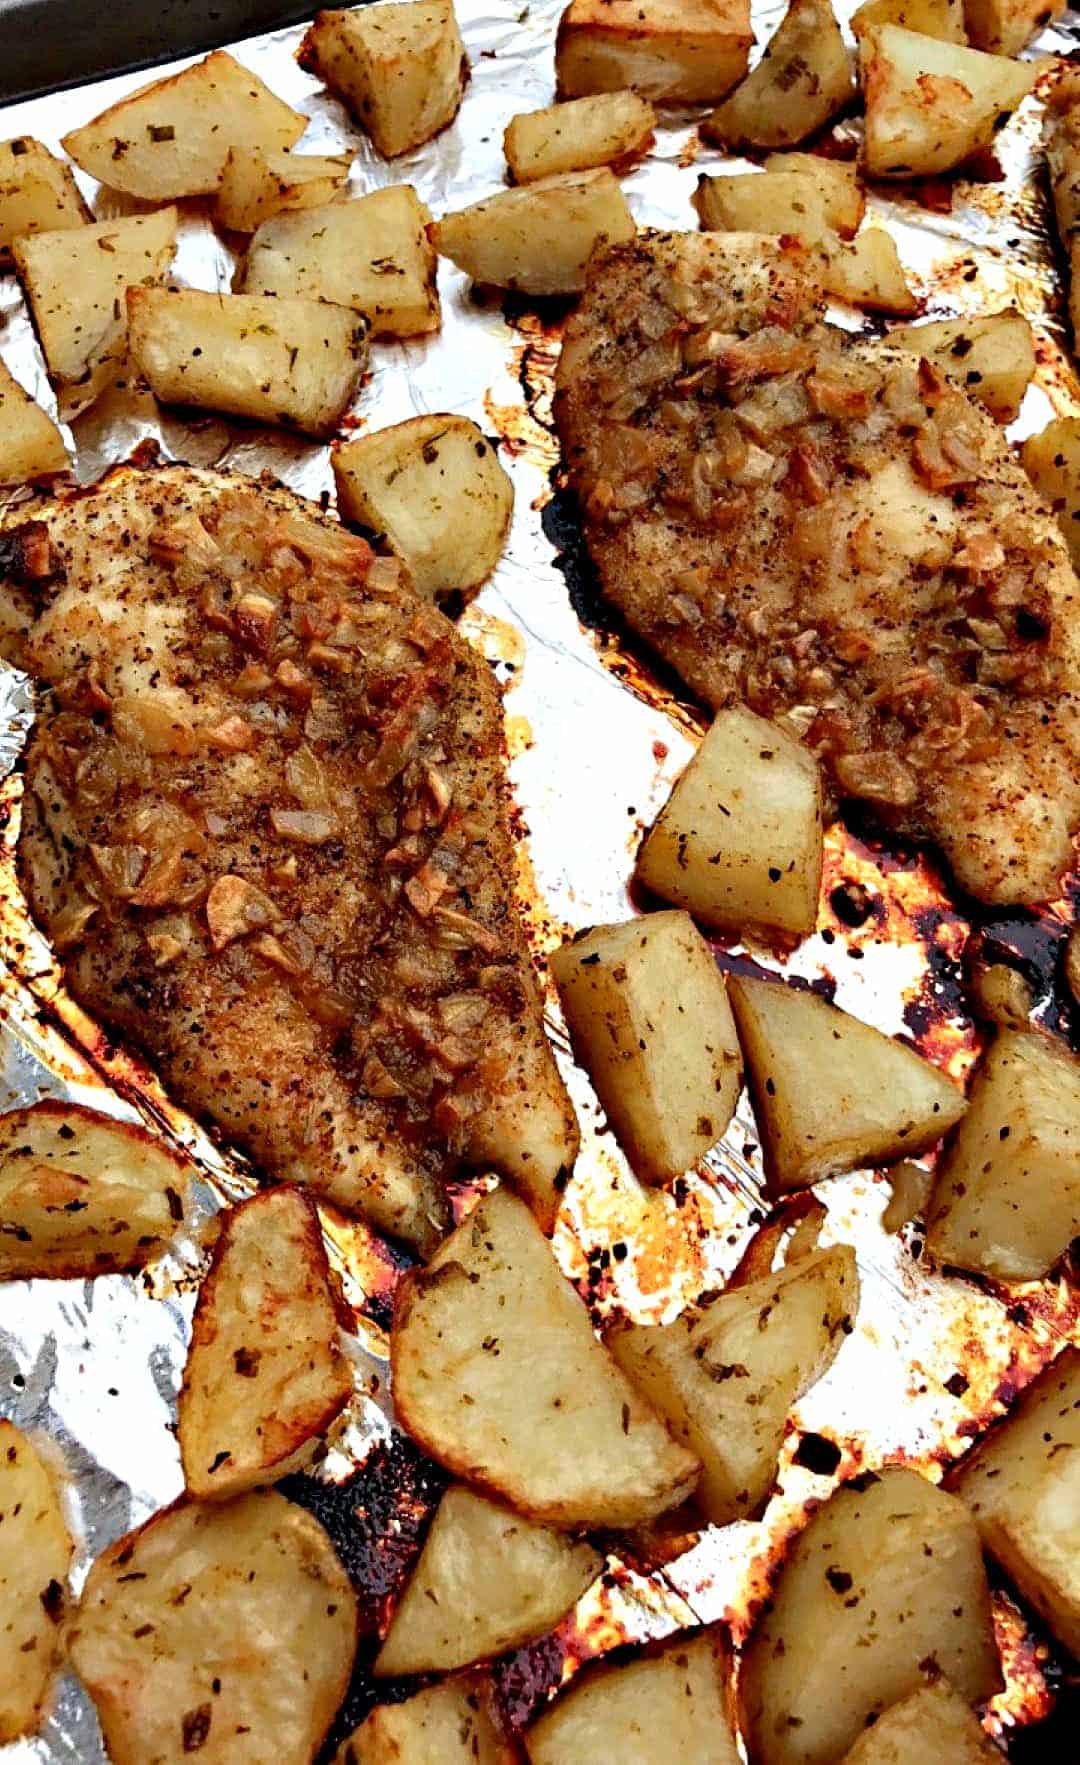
[299,2,468,159]
[336,1674,511,1765]
[216,146,353,233]
[1021,414,1080,567]
[963,0,1064,54]
[860,25,1035,177]
[434,168,636,295]
[0,137,88,267]
[701,0,854,149]
[0,1423,71,1743]
[893,309,1034,419]
[556,0,752,104]
[0,359,68,485]
[852,0,966,39]
[527,1632,741,1765]
[839,1681,1003,1763]
[504,90,655,182]
[823,228,917,313]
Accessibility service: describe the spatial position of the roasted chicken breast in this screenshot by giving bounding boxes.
[0,464,577,1252]
[555,232,1080,905]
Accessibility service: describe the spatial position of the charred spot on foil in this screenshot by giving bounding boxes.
[791,1432,843,1476]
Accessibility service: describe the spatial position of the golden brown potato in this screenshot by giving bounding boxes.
[695,168,850,243]
[963,0,1063,53]
[391,1186,700,1529]
[0,1101,192,1281]
[550,912,742,1184]
[1021,415,1080,569]
[62,50,305,201]
[728,975,967,1195]
[178,1187,353,1499]
[0,1423,71,1743]
[555,0,752,104]
[952,1348,1080,1657]
[822,229,917,313]
[13,206,177,419]
[609,1244,858,1525]
[839,1681,1002,1763]
[127,288,367,438]
[216,146,353,233]
[852,0,967,40]
[0,359,68,485]
[375,1485,601,1675]
[635,706,824,936]
[764,153,866,235]
[0,137,88,267]
[925,1028,1080,1280]
[333,415,513,602]
[892,309,1034,420]
[740,1468,1001,1765]
[336,1674,512,1765]
[859,25,1035,178]
[298,2,468,159]
[505,90,656,182]
[526,1632,741,1765]
[434,168,635,295]
[69,1491,357,1765]
[701,0,854,150]
[243,185,439,337]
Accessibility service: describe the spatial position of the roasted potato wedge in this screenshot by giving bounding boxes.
[840,1680,1002,1763]
[702,0,854,150]
[952,1348,1080,1657]
[0,137,88,267]
[334,414,513,601]
[852,0,967,40]
[434,168,635,295]
[375,1485,601,1675]
[13,205,177,419]
[0,359,68,485]
[859,25,1035,178]
[963,0,1063,53]
[504,90,655,182]
[216,147,353,233]
[741,1467,1001,1765]
[1045,69,1080,345]
[893,309,1034,419]
[0,1423,71,1743]
[178,1187,353,1499]
[299,2,468,159]
[635,707,824,935]
[695,168,846,243]
[609,1245,858,1525]
[728,975,966,1195]
[926,1028,1080,1280]
[244,185,439,337]
[1021,414,1080,568]
[62,51,305,201]
[555,0,753,103]
[0,1101,192,1281]
[764,153,866,234]
[127,288,367,438]
[392,1186,700,1528]
[550,912,742,1184]
[822,228,917,313]
[527,1631,740,1765]
[69,1490,357,1765]
[337,1673,512,1765]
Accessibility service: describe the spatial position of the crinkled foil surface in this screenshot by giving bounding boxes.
[1,3,1079,1758]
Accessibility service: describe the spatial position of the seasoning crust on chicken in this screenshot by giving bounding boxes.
[554,232,1080,906]
[0,464,577,1252]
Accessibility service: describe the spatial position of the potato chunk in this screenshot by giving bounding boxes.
[526,1632,740,1765]
[69,1490,357,1765]
[963,0,1064,53]
[178,1187,352,1499]
[243,185,439,337]
[952,1348,1080,1657]
[852,0,966,40]
[0,359,67,485]
[926,1028,1080,1280]
[550,912,742,1183]
[1021,415,1080,569]
[392,1186,700,1528]
[0,1423,71,1743]
[0,1101,192,1281]
[728,976,966,1195]
[299,2,467,159]
[893,310,1034,420]
[127,288,367,439]
[822,229,917,313]
[336,1674,511,1765]
[840,1681,1002,1763]
[609,1245,858,1525]
[695,169,847,243]
[13,206,177,419]
[62,51,305,201]
[375,1486,601,1675]
[701,0,854,150]
[859,26,1035,178]
[434,169,635,295]
[741,1468,1001,1765]
[216,147,353,233]
[635,707,824,936]
[505,91,655,182]
[334,415,513,601]
[0,137,88,267]
[556,0,752,103]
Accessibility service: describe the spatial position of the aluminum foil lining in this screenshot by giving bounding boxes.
[0,2,1079,1758]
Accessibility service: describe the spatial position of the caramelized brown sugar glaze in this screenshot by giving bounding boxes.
[0,465,577,1253]
[554,232,1080,907]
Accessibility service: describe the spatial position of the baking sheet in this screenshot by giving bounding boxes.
[0,2,1078,1758]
